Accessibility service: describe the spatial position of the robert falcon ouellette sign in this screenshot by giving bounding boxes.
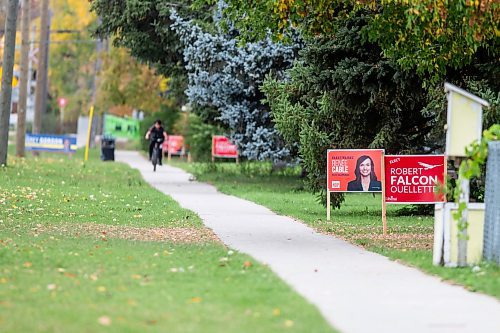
[384,155,446,203]
[327,149,384,192]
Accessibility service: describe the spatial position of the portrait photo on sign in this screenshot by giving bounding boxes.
[327,149,384,192]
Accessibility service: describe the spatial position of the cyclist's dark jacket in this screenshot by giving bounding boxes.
[149,126,166,142]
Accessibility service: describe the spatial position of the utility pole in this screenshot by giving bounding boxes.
[0,0,20,166]
[90,17,103,148]
[16,0,30,157]
[33,0,49,135]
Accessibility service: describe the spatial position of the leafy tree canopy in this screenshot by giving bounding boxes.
[96,47,167,115]
[218,0,499,83]
[49,0,96,122]
[91,0,215,105]
[91,0,212,76]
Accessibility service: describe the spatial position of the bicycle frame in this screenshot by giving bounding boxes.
[152,141,162,172]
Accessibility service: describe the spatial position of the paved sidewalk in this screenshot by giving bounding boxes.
[117,151,500,333]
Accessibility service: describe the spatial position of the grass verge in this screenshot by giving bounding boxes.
[0,152,336,333]
[170,160,500,299]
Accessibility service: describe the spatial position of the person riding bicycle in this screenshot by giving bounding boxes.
[145,120,168,165]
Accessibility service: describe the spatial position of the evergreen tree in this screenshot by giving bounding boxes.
[170,8,300,160]
[263,13,432,207]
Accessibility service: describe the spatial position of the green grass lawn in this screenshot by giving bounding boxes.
[170,160,500,299]
[0,152,336,333]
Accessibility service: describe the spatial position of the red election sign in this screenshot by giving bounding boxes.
[327,149,384,192]
[212,136,238,159]
[164,135,185,155]
[385,155,446,203]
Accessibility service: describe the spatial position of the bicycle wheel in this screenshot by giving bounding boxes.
[152,147,158,172]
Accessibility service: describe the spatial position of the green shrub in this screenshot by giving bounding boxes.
[184,113,220,162]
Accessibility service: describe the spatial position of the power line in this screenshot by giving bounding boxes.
[0,29,84,33]
[30,39,96,44]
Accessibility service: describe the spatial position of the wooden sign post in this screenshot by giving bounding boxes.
[326,190,331,221]
[381,155,387,235]
[326,149,385,232]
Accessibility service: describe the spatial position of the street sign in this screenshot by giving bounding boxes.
[58,97,68,108]
[385,155,446,204]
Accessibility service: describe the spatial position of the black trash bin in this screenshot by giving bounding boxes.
[101,136,115,161]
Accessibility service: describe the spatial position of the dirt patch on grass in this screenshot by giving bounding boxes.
[325,231,433,250]
[33,223,221,244]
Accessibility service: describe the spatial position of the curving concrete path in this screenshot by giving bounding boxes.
[117,150,500,333]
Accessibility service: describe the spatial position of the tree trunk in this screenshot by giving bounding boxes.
[33,0,48,135]
[16,0,30,157]
[0,0,20,166]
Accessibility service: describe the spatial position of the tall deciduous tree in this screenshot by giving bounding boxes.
[91,0,213,104]
[96,46,166,115]
[0,0,19,166]
[16,0,30,157]
[49,0,96,129]
[33,0,49,135]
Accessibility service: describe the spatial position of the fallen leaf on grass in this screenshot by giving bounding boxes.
[98,316,112,326]
[23,262,32,268]
[131,274,142,280]
[34,223,220,244]
[97,286,106,292]
[273,308,281,316]
[188,297,202,304]
[284,320,294,328]
[243,261,252,269]
[0,301,12,308]
[47,284,57,291]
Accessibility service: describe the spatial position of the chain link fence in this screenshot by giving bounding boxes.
[483,141,500,264]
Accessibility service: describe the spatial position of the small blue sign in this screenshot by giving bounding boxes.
[25,133,77,153]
